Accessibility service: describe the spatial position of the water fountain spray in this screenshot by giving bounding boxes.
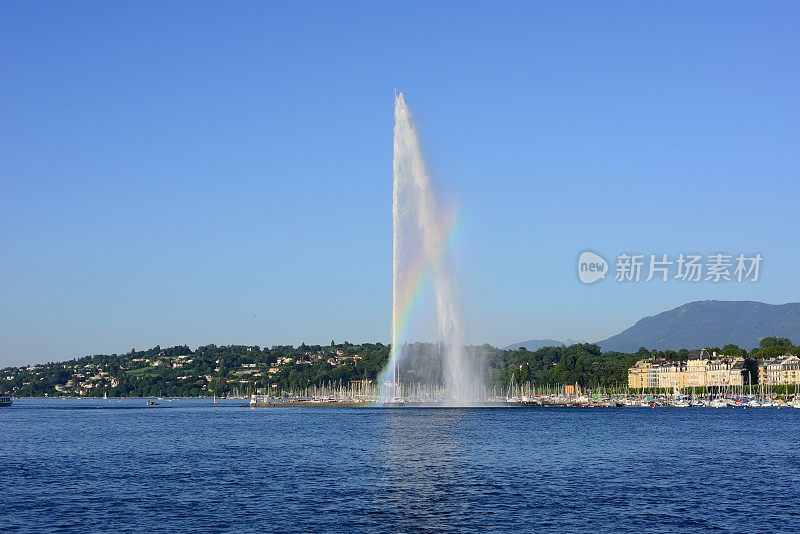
[379,93,474,405]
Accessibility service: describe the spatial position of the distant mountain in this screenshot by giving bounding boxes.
[504,339,564,351]
[597,300,800,353]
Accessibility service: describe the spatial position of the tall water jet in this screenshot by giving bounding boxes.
[379,93,474,405]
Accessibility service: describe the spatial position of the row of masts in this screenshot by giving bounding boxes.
[245,378,800,405]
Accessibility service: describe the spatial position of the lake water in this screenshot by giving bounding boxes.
[2,399,800,532]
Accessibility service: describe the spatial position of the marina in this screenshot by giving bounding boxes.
[244,382,800,409]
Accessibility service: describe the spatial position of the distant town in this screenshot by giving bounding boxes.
[2,337,798,402]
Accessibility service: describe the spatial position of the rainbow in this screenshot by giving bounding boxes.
[378,210,459,395]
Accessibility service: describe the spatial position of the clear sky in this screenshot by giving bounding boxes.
[2,1,798,366]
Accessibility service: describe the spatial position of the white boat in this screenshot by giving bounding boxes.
[672,388,690,408]
[709,398,730,408]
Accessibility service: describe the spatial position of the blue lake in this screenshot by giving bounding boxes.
[2,399,800,532]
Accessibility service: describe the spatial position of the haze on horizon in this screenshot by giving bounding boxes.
[2,2,799,367]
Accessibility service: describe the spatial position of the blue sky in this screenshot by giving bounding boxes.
[1,2,798,366]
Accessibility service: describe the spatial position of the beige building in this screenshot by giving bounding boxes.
[627,360,650,390]
[706,358,745,388]
[628,351,745,390]
[759,354,800,386]
[658,362,689,389]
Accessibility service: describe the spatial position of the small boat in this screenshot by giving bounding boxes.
[0,395,13,407]
[146,400,158,407]
[709,398,729,408]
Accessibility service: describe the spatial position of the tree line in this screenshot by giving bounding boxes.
[1,337,796,397]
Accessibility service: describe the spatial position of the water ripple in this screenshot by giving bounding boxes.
[1,401,800,532]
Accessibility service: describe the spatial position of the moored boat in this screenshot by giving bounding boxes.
[709,398,731,408]
[0,395,13,407]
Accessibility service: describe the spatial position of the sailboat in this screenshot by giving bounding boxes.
[791,383,800,408]
[673,386,690,407]
[709,397,729,408]
[213,392,220,405]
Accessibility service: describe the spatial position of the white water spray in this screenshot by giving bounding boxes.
[382,93,474,405]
